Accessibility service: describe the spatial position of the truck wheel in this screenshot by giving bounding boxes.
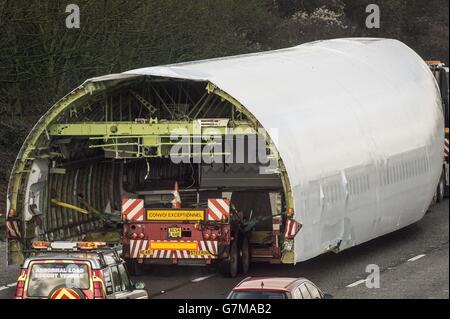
[238,236,250,275]
[445,164,450,198]
[127,259,144,276]
[220,240,238,278]
[437,172,445,203]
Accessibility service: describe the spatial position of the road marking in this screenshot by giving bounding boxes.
[0,283,16,291]
[346,279,367,288]
[191,274,216,283]
[408,254,426,262]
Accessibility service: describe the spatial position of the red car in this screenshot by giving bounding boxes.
[227,277,332,299]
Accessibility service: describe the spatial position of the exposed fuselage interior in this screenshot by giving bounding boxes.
[18,77,290,262]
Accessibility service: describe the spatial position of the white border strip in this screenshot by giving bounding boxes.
[408,254,426,262]
[0,282,16,291]
[346,279,367,288]
[191,274,216,283]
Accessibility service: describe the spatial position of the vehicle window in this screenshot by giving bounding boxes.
[103,254,116,265]
[305,282,322,299]
[299,284,311,299]
[27,263,90,297]
[118,264,132,291]
[102,268,114,295]
[292,287,303,299]
[110,266,122,293]
[228,291,289,299]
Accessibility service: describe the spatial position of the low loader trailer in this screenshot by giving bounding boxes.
[122,183,300,277]
[426,61,449,201]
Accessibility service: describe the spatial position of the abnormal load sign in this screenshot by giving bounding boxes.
[147,209,204,221]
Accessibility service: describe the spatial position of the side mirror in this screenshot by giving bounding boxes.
[134,281,146,290]
[323,293,333,299]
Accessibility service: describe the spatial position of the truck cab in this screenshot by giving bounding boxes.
[427,61,449,200]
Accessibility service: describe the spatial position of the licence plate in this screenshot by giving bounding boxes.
[168,227,182,238]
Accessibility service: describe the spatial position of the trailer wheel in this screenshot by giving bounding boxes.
[127,259,144,276]
[445,163,450,198]
[437,172,445,203]
[220,240,238,278]
[238,236,250,275]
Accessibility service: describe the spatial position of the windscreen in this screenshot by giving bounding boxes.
[228,291,289,299]
[27,263,90,297]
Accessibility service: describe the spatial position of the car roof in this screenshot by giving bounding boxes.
[21,251,121,269]
[233,277,308,291]
[22,256,102,269]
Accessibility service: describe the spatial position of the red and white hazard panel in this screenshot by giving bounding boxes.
[6,219,21,240]
[445,138,449,157]
[121,198,145,221]
[206,198,230,221]
[284,218,301,239]
[129,240,218,259]
[272,216,281,235]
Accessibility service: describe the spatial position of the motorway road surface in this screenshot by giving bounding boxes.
[0,199,448,299]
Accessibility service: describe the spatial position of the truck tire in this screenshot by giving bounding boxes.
[220,240,238,278]
[436,172,445,203]
[444,165,449,198]
[238,236,250,275]
[127,259,144,276]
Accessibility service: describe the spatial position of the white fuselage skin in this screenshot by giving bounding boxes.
[280,40,445,262]
[106,39,447,262]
